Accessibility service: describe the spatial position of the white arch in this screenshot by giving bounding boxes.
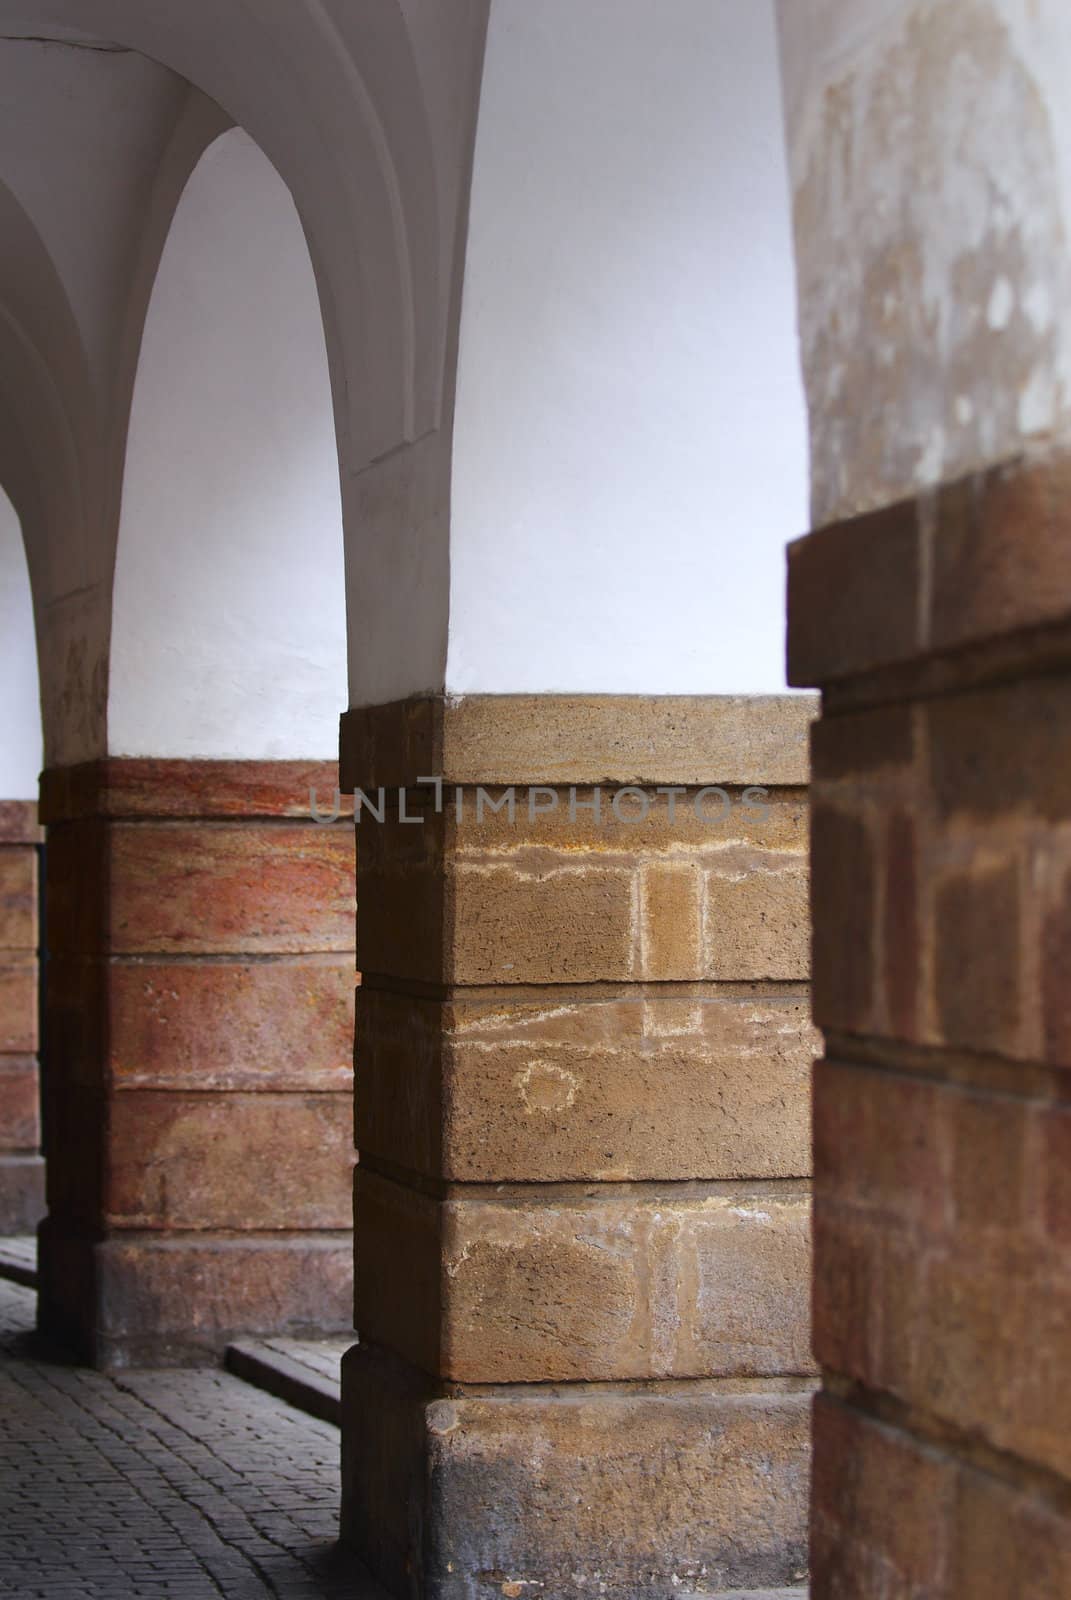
[0,4,489,753]
[109,129,346,759]
[0,488,42,798]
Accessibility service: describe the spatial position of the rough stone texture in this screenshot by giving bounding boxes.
[790,451,1071,1592]
[0,802,43,1236]
[356,1171,813,1384]
[780,3,1071,526]
[105,957,357,1092]
[789,452,1071,687]
[342,1343,812,1600]
[340,694,816,1597]
[47,821,354,957]
[340,693,817,790]
[37,760,357,1365]
[355,785,810,988]
[38,1225,354,1370]
[358,987,815,1183]
[812,1391,1071,1600]
[104,1092,353,1231]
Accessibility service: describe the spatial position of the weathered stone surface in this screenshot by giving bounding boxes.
[811,1393,954,1599]
[810,806,876,1031]
[704,853,809,980]
[342,696,815,1592]
[39,1226,355,1367]
[45,818,354,956]
[952,1450,1071,1598]
[789,454,1071,689]
[814,1054,1071,1484]
[929,453,1071,654]
[108,823,355,955]
[341,1343,812,1600]
[925,674,1071,825]
[42,819,108,956]
[39,758,350,821]
[787,500,920,686]
[357,789,808,986]
[811,703,916,780]
[358,987,815,1182]
[0,800,40,844]
[38,759,359,1365]
[0,957,36,1053]
[356,1170,813,1383]
[0,1055,40,1146]
[814,1388,1071,1599]
[105,1091,354,1230]
[0,850,36,950]
[0,1154,45,1235]
[935,860,1022,1057]
[340,693,816,789]
[107,957,355,1090]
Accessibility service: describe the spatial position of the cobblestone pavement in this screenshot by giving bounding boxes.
[0,1278,385,1599]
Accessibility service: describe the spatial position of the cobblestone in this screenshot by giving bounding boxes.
[0,1279,382,1599]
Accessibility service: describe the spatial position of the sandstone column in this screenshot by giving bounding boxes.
[0,801,44,1234]
[340,693,817,1599]
[792,454,1071,1595]
[38,759,356,1366]
[778,0,1071,1586]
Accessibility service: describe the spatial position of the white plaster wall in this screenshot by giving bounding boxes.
[0,489,42,798]
[448,0,808,695]
[778,0,1071,522]
[109,129,346,758]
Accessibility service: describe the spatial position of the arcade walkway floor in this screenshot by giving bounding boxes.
[0,1278,383,1599]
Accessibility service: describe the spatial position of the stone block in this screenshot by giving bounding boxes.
[0,1054,40,1147]
[704,853,809,980]
[339,693,815,790]
[106,956,355,1090]
[358,988,815,1183]
[811,1394,954,1599]
[107,823,355,954]
[355,1170,812,1383]
[926,675,1071,825]
[39,1226,355,1367]
[0,848,36,949]
[810,806,876,1031]
[0,956,36,1053]
[935,859,1022,1057]
[929,453,1071,654]
[787,499,920,686]
[0,1152,45,1234]
[449,859,634,985]
[341,1342,811,1600]
[0,800,40,844]
[105,1090,354,1229]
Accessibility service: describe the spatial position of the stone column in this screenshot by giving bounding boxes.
[38,759,356,1366]
[340,694,817,1599]
[791,455,1071,1592]
[0,801,44,1234]
[777,0,1071,1586]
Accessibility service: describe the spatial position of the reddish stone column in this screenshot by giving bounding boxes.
[339,694,817,1598]
[790,452,1071,1592]
[0,801,44,1234]
[38,760,356,1366]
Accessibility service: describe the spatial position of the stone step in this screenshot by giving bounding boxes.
[693,1592,808,1599]
[225,1335,345,1426]
[0,1235,36,1289]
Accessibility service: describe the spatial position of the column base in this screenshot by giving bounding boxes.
[340,1343,811,1600]
[38,1222,354,1367]
[0,1153,45,1235]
